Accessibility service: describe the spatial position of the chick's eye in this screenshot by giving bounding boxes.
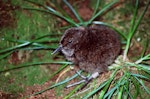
[68,39,73,43]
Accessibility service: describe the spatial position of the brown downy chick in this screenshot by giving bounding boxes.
[53,25,121,87]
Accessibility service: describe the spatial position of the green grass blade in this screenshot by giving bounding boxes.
[5,35,59,47]
[31,34,60,42]
[131,73,150,80]
[24,0,79,26]
[135,54,150,64]
[22,7,51,14]
[104,73,126,99]
[132,0,150,36]
[127,62,150,71]
[53,1,73,20]
[23,0,44,7]
[30,70,82,96]
[99,78,113,99]
[92,0,101,17]
[3,36,59,52]
[131,76,140,99]
[104,85,117,99]
[63,0,83,23]
[123,0,139,60]
[133,75,150,95]
[124,85,133,99]
[45,6,79,27]
[0,41,51,55]
[0,61,72,73]
[129,0,139,32]
[49,64,69,79]
[0,41,31,54]
[83,69,118,99]
[123,0,150,60]
[82,80,108,99]
[117,86,123,99]
[137,64,150,74]
[0,35,59,55]
[88,0,118,24]
[4,37,29,43]
[140,34,148,58]
[64,84,83,99]
[0,51,13,60]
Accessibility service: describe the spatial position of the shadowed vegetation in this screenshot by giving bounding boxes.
[0,0,150,98]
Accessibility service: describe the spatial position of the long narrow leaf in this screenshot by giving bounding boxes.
[135,54,150,64]
[83,69,118,99]
[63,0,83,23]
[30,70,82,96]
[24,0,79,26]
[129,0,139,33]
[124,85,133,99]
[117,86,124,99]
[64,84,83,99]
[92,0,101,17]
[89,0,118,24]
[0,61,72,73]
[45,6,79,27]
[131,76,140,99]
[133,75,150,95]
[99,78,113,99]
[0,51,13,59]
[123,0,150,60]
[23,0,44,7]
[49,64,69,79]
[0,42,30,54]
[104,85,117,99]
[131,73,150,80]
[140,35,148,58]
[82,80,108,99]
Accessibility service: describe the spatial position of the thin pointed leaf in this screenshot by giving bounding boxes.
[132,0,150,37]
[49,64,69,79]
[82,80,108,99]
[92,0,101,17]
[123,0,150,59]
[126,62,150,71]
[0,61,72,73]
[99,78,113,99]
[140,35,148,58]
[83,69,118,99]
[30,70,82,96]
[89,0,118,24]
[131,76,140,99]
[24,0,44,7]
[0,50,13,59]
[129,0,139,33]
[131,73,150,80]
[117,86,123,99]
[24,0,79,26]
[133,75,150,95]
[45,6,79,27]
[0,41,31,54]
[63,0,83,23]
[64,84,83,99]
[104,85,117,99]
[135,54,150,64]
[124,85,133,99]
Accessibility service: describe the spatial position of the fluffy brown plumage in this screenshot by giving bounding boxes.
[57,25,121,74]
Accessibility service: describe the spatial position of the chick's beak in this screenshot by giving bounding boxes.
[51,46,62,55]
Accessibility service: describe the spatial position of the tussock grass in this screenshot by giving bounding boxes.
[0,0,150,98]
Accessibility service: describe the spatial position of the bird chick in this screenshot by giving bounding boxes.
[53,25,121,88]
